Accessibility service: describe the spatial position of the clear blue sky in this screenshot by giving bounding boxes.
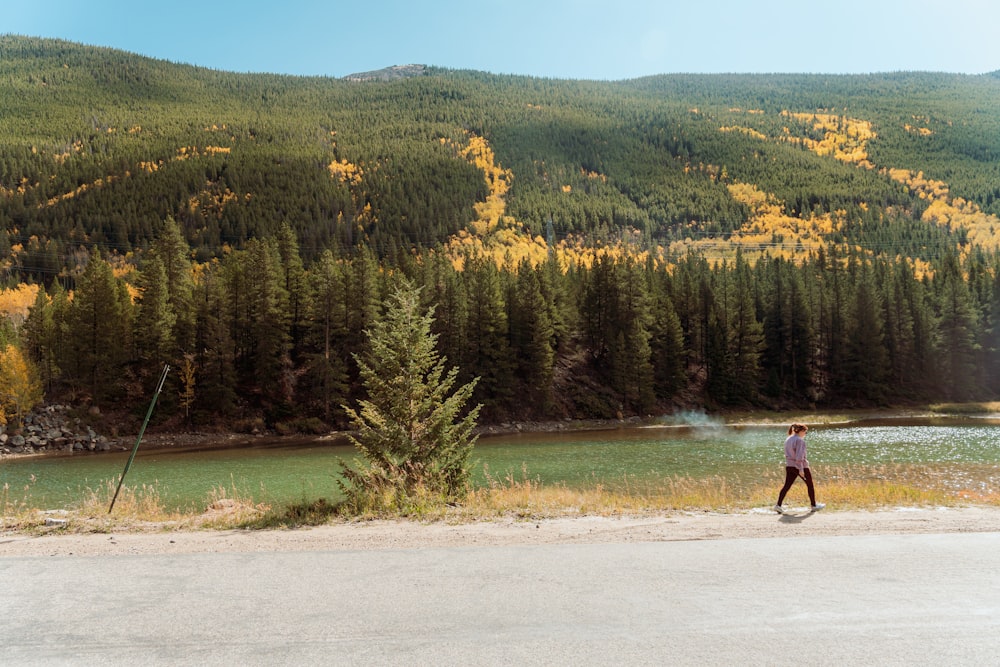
[4,0,998,79]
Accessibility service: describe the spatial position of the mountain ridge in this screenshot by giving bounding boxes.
[2,35,999,275]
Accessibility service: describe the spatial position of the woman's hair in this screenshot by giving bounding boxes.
[788,423,808,435]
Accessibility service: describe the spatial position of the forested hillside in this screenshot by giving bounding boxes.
[2,35,1000,429]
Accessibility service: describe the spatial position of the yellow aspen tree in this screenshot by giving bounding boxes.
[0,344,43,428]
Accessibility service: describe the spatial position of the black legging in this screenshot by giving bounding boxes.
[777,466,815,506]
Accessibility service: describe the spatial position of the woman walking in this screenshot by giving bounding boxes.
[774,423,825,513]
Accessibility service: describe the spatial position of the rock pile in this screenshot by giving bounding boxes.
[0,404,115,455]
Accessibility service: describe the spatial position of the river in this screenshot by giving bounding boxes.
[2,415,999,512]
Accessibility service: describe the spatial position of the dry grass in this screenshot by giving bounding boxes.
[451,466,970,520]
[3,479,271,534]
[928,401,1000,415]
[3,465,996,533]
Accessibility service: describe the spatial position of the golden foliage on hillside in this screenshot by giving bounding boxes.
[53,139,85,164]
[668,182,844,263]
[439,134,661,272]
[780,111,875,167]
[188,182,243,219]
[34,144,235,208]
[440,134,519,268]
[888,168,1000,252]
[0,283,39,327]
[45,176,119,207]
[328,158,363,185]
[452,134,514,234]
[176,146,231,159]
[719,125,767,141]
[0,343,43,428]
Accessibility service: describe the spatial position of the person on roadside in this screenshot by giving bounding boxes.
[774,423,825,513]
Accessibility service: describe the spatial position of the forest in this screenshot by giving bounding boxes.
[1,35,1000,429]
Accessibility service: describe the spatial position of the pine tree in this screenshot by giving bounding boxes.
[728,250,764,401]
[134,255,176,369]
[761,257,813,399]
[842,261,889,402]
[509,259,555,414]
[935,251,980,400]
[22,284,59,392]
[649,269,686,400]
[339,280,481,510]
[147,217,194,355]
[303,249,349,423]
[68,250,134,403]
[276,222,311,366]
[463,254,513,417]
[192,261,237,418]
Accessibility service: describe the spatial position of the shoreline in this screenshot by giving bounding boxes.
[6,406,992,461]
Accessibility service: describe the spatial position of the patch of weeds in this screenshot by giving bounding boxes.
[243,498,340,529]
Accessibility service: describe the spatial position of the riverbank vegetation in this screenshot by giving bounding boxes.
[3,466,996,535]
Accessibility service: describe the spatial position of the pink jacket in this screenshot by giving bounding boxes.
[784,434,809,471]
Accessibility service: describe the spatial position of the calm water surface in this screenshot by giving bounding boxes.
[3,417,999,511]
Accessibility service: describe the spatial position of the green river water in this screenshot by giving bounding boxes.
[2,416,999,512]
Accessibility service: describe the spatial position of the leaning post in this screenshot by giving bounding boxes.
[108,364,170,513]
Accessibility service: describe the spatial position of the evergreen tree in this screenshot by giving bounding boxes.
[276,222,311,366]
[339,280,481,510]
[728,251,765,401]
[22,284,59,392]
[191,261,237,419]
[842,262,890,402]
[303,249,350,423]
[934,251,980,400]
[223,239,292,409]
[509,259,555,414]
[649,269,687,400]
[761,257,813,399]
[67,250,134,403]
[463,254,514,417]
[134,255,176,369]
[147,217,194,355]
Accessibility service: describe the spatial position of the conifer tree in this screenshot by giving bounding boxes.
[339,280,481,510]
[509,259,555,413]
[147,217,194,355]
[191,262,237,418]
[935,251,980,400]
[68,250,133,403]
[303,249,349,423]
[463,254,513,416]
[761,257,813,398]
[135,255,175,369]
[276,222,311,365]
[728,250,764,401]
[22,284,59,392]
[649,270,686,400]
[842,262,889,402]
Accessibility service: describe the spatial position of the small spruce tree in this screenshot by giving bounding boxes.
[339,281,481,512]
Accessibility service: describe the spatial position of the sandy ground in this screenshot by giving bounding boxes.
[2,505,999,557]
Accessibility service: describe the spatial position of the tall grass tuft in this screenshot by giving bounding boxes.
[191,482,272,529]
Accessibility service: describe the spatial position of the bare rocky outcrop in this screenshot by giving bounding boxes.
[0,404,117,455]
[342,64,426,82]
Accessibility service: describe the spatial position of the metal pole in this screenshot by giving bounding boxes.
[109,364,169,513]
